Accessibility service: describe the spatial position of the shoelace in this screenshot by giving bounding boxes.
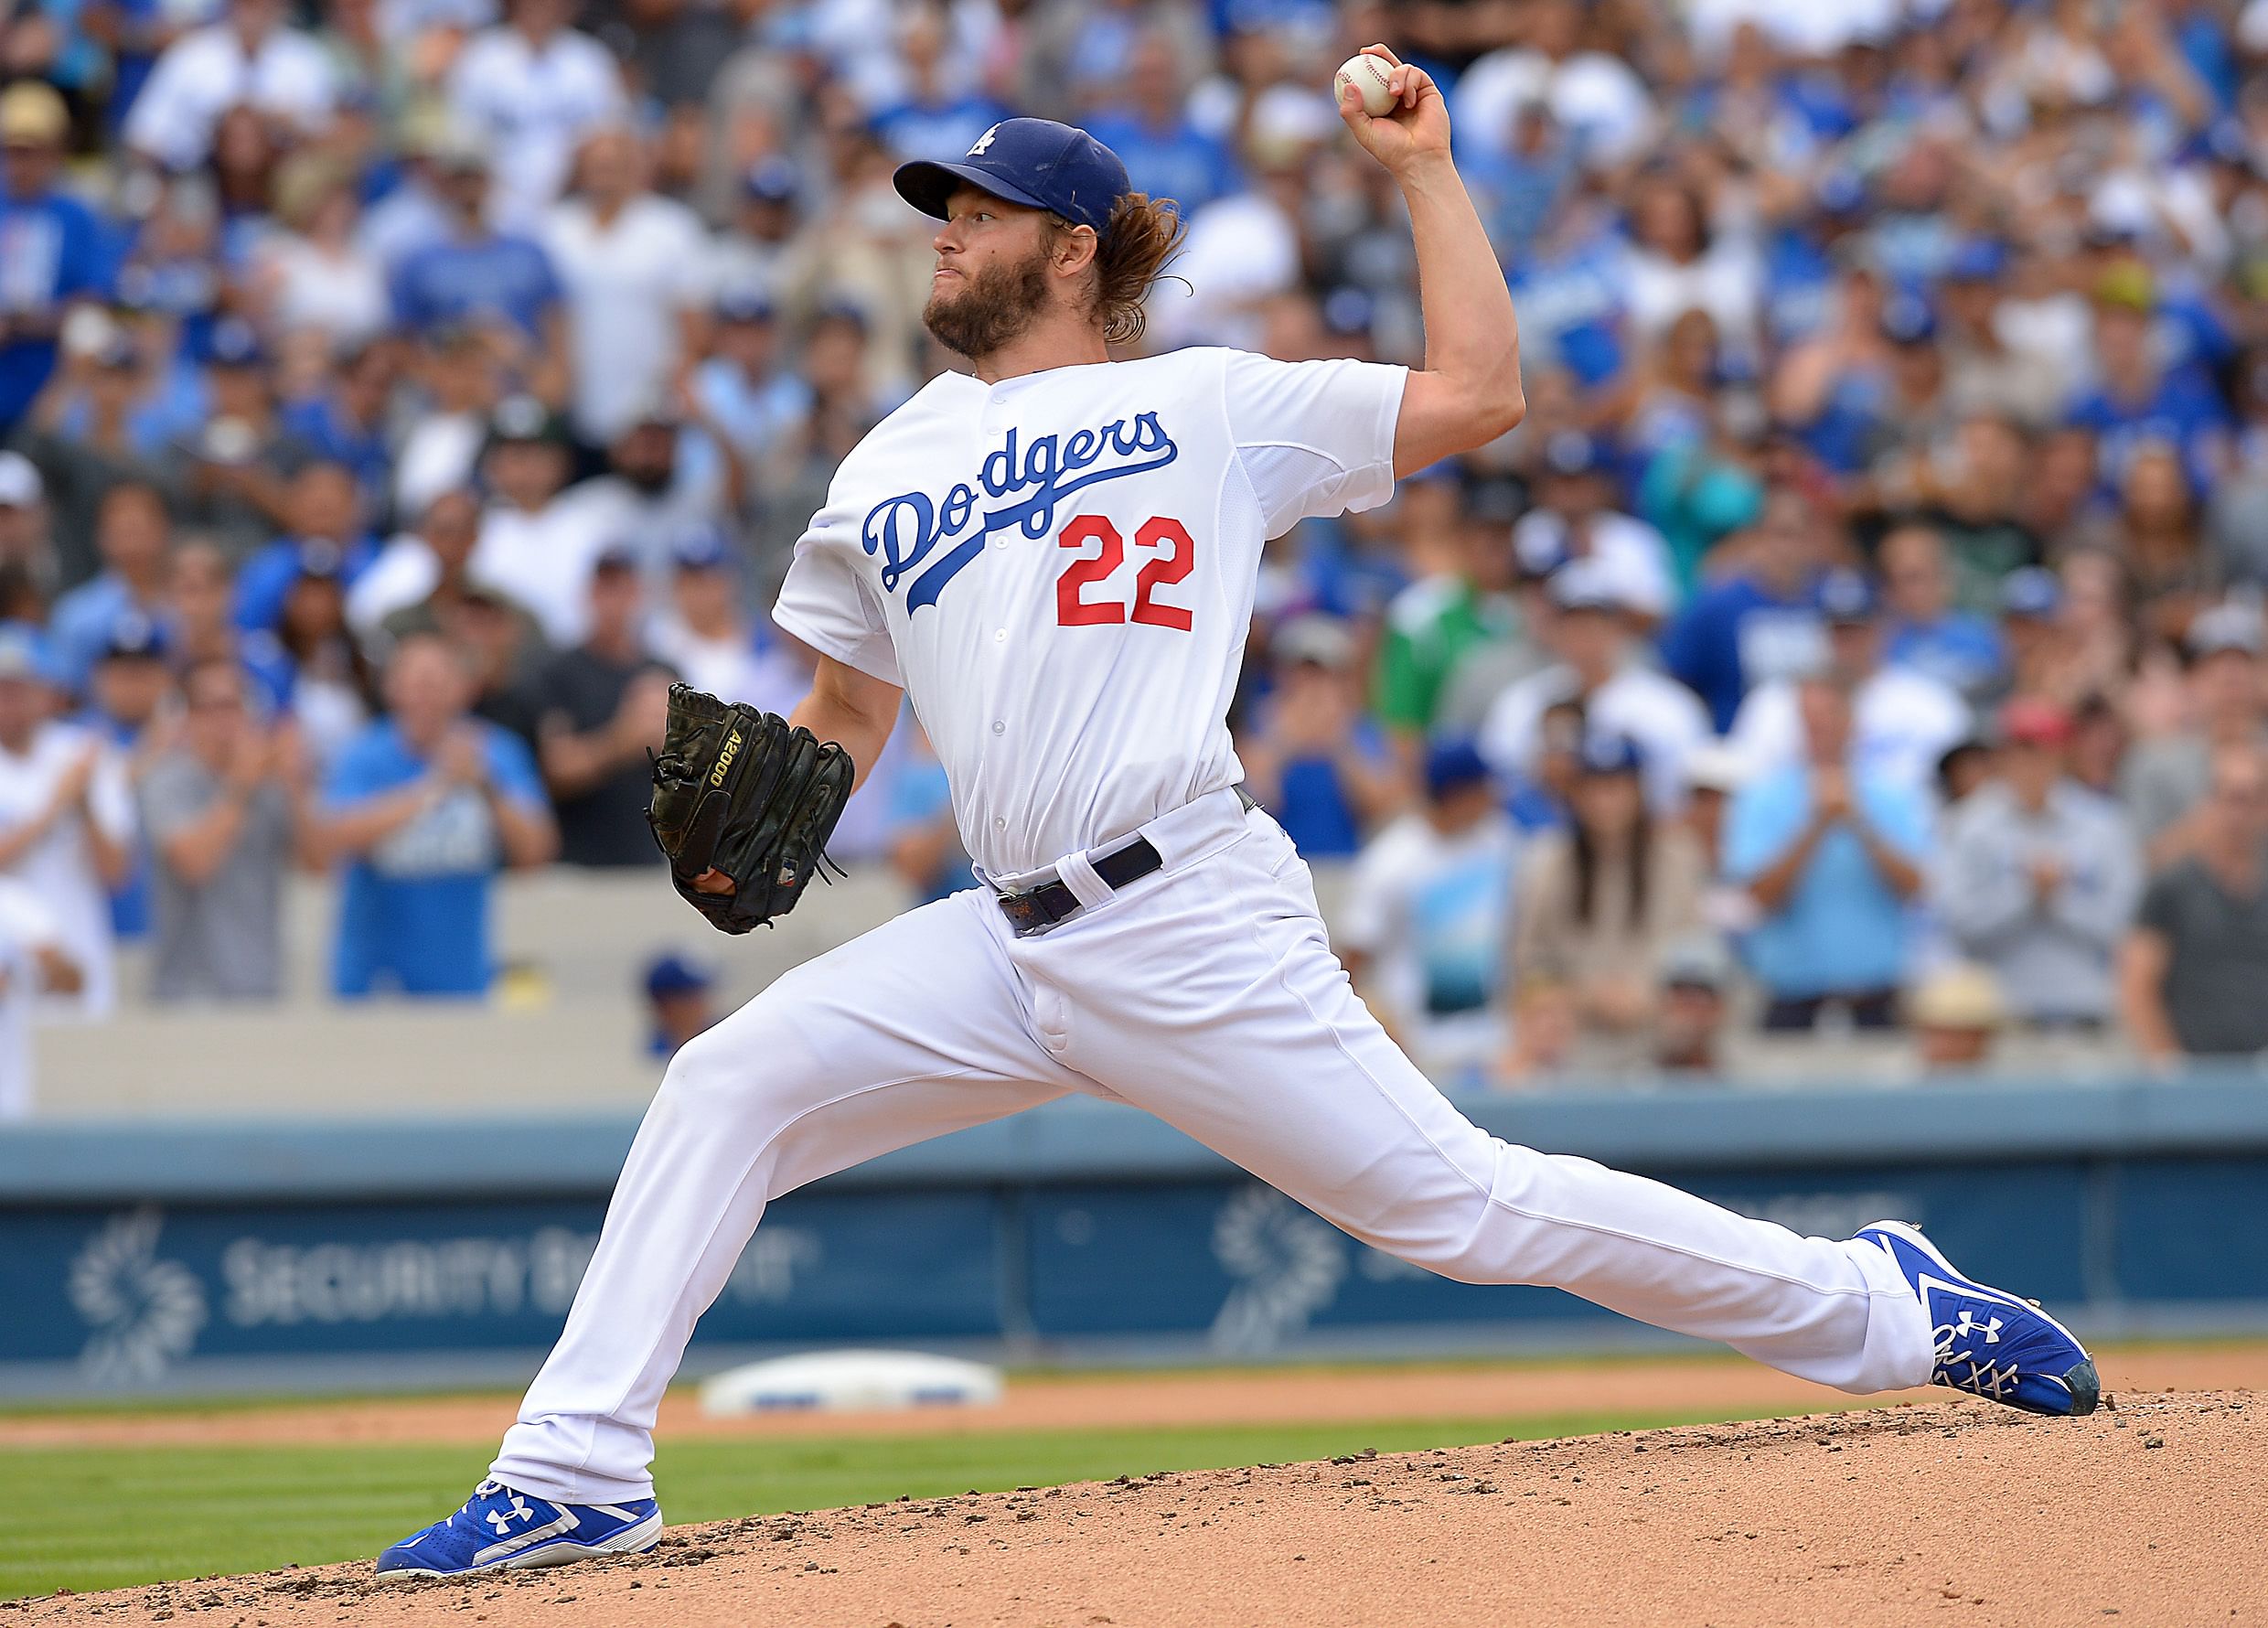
[1933,1319,2027,1401]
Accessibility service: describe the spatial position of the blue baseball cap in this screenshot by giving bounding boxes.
[893,118,1130,238]
[1817,566,1878,624]
[1423,737,1492,798]
[644,952,711,1000]
[1577,732,1642,777]
[2001,566,2062,620]
[1946,238,2008,284]
[671,527,733,573]
[204,317,267,370]
[1541,429,1603,478]
[101,608,169,661]
[1878,290,1937,346]
[742,156,799,204]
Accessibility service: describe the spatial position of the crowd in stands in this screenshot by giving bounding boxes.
[5,0,2268,1111]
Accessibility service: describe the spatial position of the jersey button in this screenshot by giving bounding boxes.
[993,817,1007,831]
[991,720,1004,734]
[994,628,1006,643]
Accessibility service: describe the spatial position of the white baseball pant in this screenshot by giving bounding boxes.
[492,788,1934,1503]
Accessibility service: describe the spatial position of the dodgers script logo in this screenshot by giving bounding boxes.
[861,413,1179,611]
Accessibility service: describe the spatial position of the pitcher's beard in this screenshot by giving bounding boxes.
[923,251,1054,359]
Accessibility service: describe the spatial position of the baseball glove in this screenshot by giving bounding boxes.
[647,683,856,934]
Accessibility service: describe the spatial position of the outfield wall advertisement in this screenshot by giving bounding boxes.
[3,1080,2265,1395]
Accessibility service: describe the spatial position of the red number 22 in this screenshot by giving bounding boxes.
[1054,514,1194,630]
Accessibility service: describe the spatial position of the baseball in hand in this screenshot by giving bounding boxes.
[1334,53,1396,117]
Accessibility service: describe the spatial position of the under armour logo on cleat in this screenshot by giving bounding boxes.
[485,1494,534,1535]
[1951,1311,2003,1344]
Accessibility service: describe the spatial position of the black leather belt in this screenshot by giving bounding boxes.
[995,786,1257,937]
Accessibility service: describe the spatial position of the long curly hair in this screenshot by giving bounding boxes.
[1051,192,1188,347]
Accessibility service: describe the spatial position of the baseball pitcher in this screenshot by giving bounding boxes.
[378,48,2097,1580]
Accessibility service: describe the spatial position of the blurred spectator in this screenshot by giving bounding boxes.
[0,451,50,603]
[11,316,173,587]
[0,873,81,1119]
[1725,673,1930,1033]
[251,157,390,348]
[466,397,611,648]
[572,403,738,585]
[1879,522,2006,703]
[0,625,132,1015]
[2122,743,2268,1064]
[1931,700,2142,1031]
[1683,739,1756,934]
[2122,602,2268,866]
[711,161,803,299]
[1085,27,1240,213]
[393,328,502,520]
[870,5,1014,166]
[543,125,713,444]
[231,461,377,635]
[1500,694,1583,833]
[1651,933,1733,1076]
[642,950,715,1059]
[2081,440,2218,648]
[1511,734,1704,1059]
[1908,962,2008,1075]
[387,134,569,397]
[534,550,676,869]
[355,487,477,643]
[174,320,306,561]
[2067,283,2231,505]
[1512,431,1676,625]
[649,530,798,712]
[446,0,627,229]
[1911,415,2052,615]
[1340,739,1519,1084]
[1482,559,1709,814]
[48,482,170,695]
[0,82,113,432]
[257,550,374,769]
[1372,472,1515,755]
[1660,487,1828,733]
[692,291,811,484]
[123,0,338,173]
[139,658,307,1001]
[83,615,170,948]
[453,583,551,749]
[1728,567,1970,800]
[315,632,557,998]
[1236,615,1402,860]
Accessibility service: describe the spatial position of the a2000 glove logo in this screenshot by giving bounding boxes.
[68,1207,209,1384]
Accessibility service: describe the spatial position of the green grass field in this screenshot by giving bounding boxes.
[0,1403,1766,1601]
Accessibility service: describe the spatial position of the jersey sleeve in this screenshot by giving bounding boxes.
[1220,350,1408,536]
[772,498,904,689]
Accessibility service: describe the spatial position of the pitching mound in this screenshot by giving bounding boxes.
[10,1390,2260,1628]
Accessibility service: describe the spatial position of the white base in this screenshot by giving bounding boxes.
[698,1348,1004,1417]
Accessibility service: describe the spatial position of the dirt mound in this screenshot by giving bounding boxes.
[12,1389,2262,1628]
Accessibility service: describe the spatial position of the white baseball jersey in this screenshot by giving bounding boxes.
[772,348,1407,877]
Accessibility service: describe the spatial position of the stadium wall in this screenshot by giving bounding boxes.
[4,1076,2266,1398]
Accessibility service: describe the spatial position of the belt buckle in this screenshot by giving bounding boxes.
[995,879,1063,937]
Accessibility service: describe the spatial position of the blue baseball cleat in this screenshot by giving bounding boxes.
[1857,1219,2101,1417]
[374,1479,663,1580]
